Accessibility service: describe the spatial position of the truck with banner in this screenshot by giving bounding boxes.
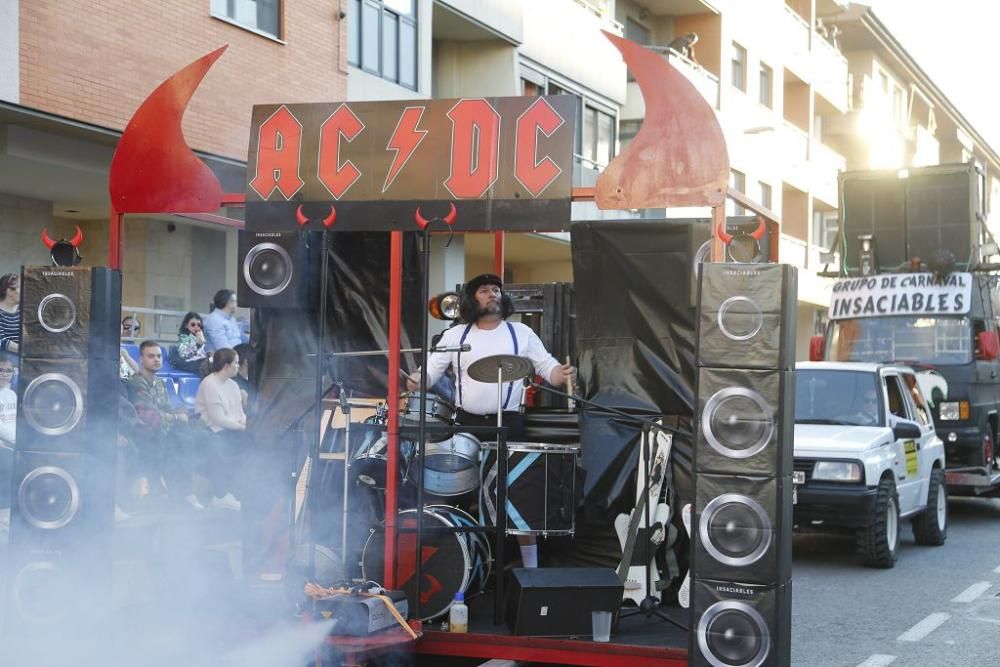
[813,271,1000,496]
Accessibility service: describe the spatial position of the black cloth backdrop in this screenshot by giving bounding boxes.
[571,220,703,522]
[243,232,425,576]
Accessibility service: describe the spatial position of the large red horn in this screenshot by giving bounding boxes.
[295,205,309,227]
[716,222,733,245]
[41,228,56,250]
[321,205,337,229]
[414,207,429,230]
[750,218,766,240]
[442,202,457,226]
[69,225,84,247]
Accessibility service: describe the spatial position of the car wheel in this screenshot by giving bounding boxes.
[912,468,948,546]
[857,476,900,568]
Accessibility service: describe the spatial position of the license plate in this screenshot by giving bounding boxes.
[793,471,806,485]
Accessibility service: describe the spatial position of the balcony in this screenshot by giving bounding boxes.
[781,5,811,81]
[780,234,832,307]
[809,139,846,206]
[812,37,849,112]
[622,48,720,120]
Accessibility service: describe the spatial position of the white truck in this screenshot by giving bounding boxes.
[793,362,948,568]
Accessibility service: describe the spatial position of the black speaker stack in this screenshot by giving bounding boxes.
[5,266,121,641]
[690,262,797,667]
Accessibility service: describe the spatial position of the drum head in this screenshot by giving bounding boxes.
[362,508,470,620]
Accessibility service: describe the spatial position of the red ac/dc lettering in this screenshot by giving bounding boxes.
[514,97,565,197]
[249,105,305,200]
[318,104,365,200]
[444,99,501,199]
[384,106,428,193]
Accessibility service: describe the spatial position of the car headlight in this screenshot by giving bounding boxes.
[938,401,969,421]
[812,461,863,483]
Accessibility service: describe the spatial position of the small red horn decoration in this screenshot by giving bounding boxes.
[69,226,84,247]
[750,219,766,241]
[414,207,429,230]
[442,202,457,226]
[41,228,56,249]
[295,205,309,227]
[322,205,337,229]
[716,223,733,245]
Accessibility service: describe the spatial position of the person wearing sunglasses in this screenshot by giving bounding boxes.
[170,311,210,375]
[121,315,142,338]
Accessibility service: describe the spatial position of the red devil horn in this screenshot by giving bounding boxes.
[414,207,429,230]
[69,226,84,247]
[716,223,733,245]
[443,202,457,226]
[750,218,766,241]
[41,228,56,249]
[322,205,337,229]
[296,205,309,227]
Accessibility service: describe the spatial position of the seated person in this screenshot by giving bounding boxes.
[171,311,209,375]
[852,390,881,426]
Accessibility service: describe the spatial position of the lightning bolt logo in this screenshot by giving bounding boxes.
[383,106,428,193]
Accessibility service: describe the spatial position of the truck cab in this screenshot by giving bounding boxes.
[794,362,948,568]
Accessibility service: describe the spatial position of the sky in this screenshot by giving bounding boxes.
[869,0,1000,153]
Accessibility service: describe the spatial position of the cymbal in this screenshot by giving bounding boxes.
[466,354,534,383]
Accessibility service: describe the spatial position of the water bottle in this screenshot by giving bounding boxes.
[449,592,468,633]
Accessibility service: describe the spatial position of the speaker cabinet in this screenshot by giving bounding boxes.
[697,263,796,370]
[505,567,624,636]
[696,368,794,477]
[692,473,792,586]
[691,579,792,667]
[904,168,976,267]
[6,267,120,639]
[238,229,320,308]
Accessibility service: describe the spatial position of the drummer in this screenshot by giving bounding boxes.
[407,272,575,569]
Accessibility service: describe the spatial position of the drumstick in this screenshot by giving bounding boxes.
[565,355,576,411]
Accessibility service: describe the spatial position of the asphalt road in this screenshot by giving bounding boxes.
[792,495,1000,667]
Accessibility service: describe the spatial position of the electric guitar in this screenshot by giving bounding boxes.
[615,426,673,605]
[678,503,692,609]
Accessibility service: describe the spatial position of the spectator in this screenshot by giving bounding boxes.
[127,340,200,511]
[171,311,209,374]
[120,347,138,379]
[121,315,142,339]
[0,273,20,355]
[203,290,242,353]
[0,352,17,530]
[195,347,244,511]
[233,342,255,410]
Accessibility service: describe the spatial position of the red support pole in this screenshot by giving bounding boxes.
[383,231,403,588]
[493,231,504,278]
[109,211,124,269]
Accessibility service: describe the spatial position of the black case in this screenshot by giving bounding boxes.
[505,567,624,637]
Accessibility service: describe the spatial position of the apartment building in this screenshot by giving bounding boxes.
[0,0,348,335]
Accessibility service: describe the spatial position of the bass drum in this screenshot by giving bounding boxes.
[361,506,491,621]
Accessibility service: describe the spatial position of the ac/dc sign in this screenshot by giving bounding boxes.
[245,96,577,232]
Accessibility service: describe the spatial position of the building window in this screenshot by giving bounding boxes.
[731,42,747,92]
[758,181,772,210]
[211,0,280,38]
[348,0,418,90]
[813,210,839,251]
[759,62,773,108]
[582,106,615,168]
[729,169,747,215]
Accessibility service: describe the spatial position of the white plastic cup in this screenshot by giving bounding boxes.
[591,610,612,643]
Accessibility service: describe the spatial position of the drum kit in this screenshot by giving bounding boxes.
[349,353,581,620]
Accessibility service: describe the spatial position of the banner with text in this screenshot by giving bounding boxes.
[244,96,577,232]
[830,272,973,319]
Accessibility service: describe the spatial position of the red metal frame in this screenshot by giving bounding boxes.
[106,31,735,663]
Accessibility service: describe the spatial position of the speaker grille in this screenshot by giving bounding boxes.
[22,373,84,437]
[243,242,294,296]
[697,600,770,667]
[699,494,772,567]
[17,466,81,530]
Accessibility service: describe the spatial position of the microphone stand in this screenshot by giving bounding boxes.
[526,379,689,633]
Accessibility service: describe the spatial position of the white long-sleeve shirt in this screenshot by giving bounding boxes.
[0,386,16,445]
[195,373,246,433]
[423,321,560,415]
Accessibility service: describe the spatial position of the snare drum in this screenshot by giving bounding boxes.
[352,431,415,490]
[401,392,456,440]
[480,442,580,536]
[362,505,491,620]
[411,433,482,497]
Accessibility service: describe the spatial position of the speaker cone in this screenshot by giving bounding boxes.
[702,387,774,459]
[700,494,771,567]
[12,561,71,625]
[243,242,293,296]
[717,296,764,341]
[36,293,77,333]
[22,373,84,436]
[697,600,770,667]
[17,466,81,529]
